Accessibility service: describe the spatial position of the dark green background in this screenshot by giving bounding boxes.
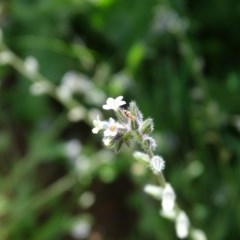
[1,0,240,239]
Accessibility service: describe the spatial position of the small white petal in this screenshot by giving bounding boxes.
[103,137,112,146]
[103,98,114,110]
[103,104,111,110]
[103,118,124,137]
[104,128,117,137]
[116,96,123,101]
[116,96,126,106]
[92,127,99,134]
[109,118,115,124]
[102,96,126,111]
[107,97,114,104]
[92,115,107,134]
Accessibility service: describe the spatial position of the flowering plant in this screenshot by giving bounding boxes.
[93,96,207,240]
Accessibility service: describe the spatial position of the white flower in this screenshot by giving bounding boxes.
[92,115,108,134]
[93,116,125,139]
[103,96,126,111]
[161,183,176,213]
[175,211,190,239]
[103,118,124,137]
[149,155,165,174]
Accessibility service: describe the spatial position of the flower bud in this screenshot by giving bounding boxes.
[115,108,129,123]
[139,118,154,135]
[133,151,150,163]
[128,101,143,122]
[24,56,39,74]
[142,136,157,151]
[175,211,190,239]
[149,155,165,174]
[144,184,163,200]
[161,183,176,213]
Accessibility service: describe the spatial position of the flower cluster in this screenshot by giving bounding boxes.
[92,96,164,174]
[92,96,207,240]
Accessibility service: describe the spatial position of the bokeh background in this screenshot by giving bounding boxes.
[1,0,240,239]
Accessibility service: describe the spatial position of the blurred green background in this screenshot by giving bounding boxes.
[1,0,240,239]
